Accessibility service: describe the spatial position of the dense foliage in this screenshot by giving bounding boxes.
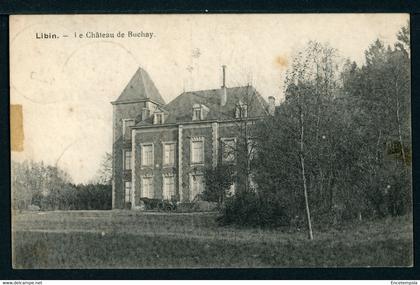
[219,191,291,227]
[202,164,235,207]
[12,160,112,211]
[219,24,411,230]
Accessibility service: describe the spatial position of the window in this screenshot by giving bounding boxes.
[192,104,210,120]
[241,105,248,118]
[154,113,164,124]
[163,175,175,200]
[123,119,135,137]
[163,143,176,165]
[222,138,236,162]
[235,103,248,118]
[142,177,154,198]
[193,108,202,120]
[191,139,204,164]
[190,174,204,201]
[124,181,131,203]
[141,144,154,166]
[124,150,132,170]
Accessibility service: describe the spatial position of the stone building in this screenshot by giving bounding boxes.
[111,66,275,209]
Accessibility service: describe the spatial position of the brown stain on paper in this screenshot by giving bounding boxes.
[275,55,288,69]
[10,104,24,152]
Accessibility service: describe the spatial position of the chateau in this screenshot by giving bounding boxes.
[111,66,275,209]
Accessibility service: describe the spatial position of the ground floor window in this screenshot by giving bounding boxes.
[142,176,154,198]
[190,174,204,201]
[163,175,175,200]
[124,181,131,203]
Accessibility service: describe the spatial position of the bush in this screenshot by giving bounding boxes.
[31,183,112,211]
[219,191,290,228]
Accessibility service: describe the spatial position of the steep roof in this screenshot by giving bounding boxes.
[136,86,269,126]
[114,67,166,105]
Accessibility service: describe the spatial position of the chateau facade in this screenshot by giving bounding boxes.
[111,66,275,209]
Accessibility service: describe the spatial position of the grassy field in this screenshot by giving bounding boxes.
[12,210,413,268]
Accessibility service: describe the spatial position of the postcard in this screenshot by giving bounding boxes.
[10,14,412,268]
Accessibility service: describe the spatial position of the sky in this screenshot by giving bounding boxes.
[10,14,408,183]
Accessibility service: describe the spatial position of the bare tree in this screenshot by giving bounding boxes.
[217,84,264,194]
[92,152,113,185]
[281,41,342,239]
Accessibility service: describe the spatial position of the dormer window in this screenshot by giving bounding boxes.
[154,112,164,124]
[235,102,248,118]
[193,109,202,121]
[192,104,202,121]
[192,104,209,121]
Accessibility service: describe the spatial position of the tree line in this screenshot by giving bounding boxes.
[205,23,411,235]
[12,157,112,211]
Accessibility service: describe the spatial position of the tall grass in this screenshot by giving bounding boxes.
[12,211,413,268]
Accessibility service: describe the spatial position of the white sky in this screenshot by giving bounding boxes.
[10,14,408,183]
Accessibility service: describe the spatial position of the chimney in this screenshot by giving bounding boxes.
[222,65,226,88]
[268,96,275,116]
[220,65,227,106]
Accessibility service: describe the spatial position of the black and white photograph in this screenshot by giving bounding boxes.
[10,14,412,268]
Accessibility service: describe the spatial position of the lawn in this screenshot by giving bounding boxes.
[12,210,413,268]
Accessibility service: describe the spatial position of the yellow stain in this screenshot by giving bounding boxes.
[10,104,24,152]
[275,56,288,69]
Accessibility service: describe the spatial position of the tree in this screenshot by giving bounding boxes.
[279,41,342,238]
[202,164,235,207]
[396,21,410,56]
[339,27,411,217]
[92,152,113,185]
[11,160,73,210]
[215,84,265,194]
[12,159,113,211]
[11,161,32,210]
[214,25,412,229]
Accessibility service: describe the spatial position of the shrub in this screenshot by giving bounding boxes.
[31,183,112,211]
[219,191,290,228]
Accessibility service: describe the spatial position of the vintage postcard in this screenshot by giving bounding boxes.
[10,14,412,268]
